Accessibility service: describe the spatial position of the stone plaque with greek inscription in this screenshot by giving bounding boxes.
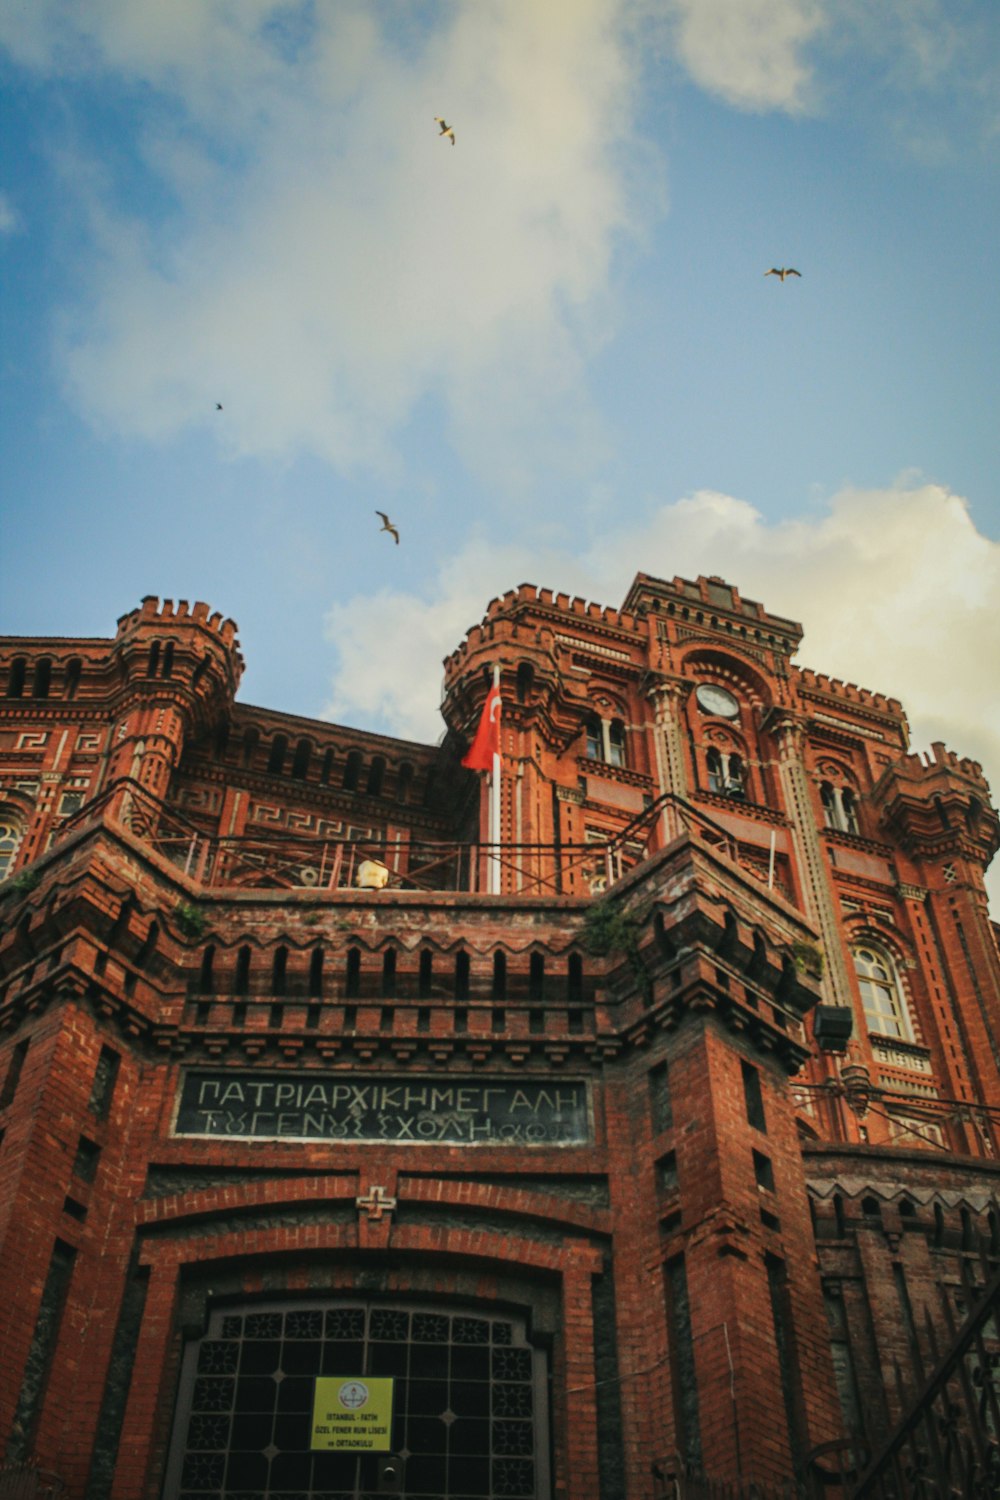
[173,1071,592,1145]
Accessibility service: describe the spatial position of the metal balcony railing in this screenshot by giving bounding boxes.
[47,777,779,900]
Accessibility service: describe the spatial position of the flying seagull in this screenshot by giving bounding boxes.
[434,117,456,145]
[764,268,801,280]
[376,511,400,545]
[215,402,223,410]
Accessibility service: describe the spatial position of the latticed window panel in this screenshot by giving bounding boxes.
[165,1299,548,1499]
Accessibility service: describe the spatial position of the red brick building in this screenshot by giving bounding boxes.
[1,576,998,1500]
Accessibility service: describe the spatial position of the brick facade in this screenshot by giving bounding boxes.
[1,575,998,1499]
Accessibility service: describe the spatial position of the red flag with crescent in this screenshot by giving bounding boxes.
[462,681,501,771]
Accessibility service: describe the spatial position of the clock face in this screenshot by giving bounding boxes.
[696,683,740,718]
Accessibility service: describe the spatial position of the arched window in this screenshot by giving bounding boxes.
[367,755,386,797]
[64,658,82,700]
[396,762,414,804]
[821,781,860,835]
[32,659,52,699]
[267,735,288,775]
[516,662,534,704]
[841,788,859,835]
[6,658,26,698]
[291,739,312,780]
[162,641,175,678]
[147,641,161,678]
[854,945,910,1040]
[0,817,25,880]
[343,750,362,791]
[320,748,335,785]
[585,715,627,767]
[242,728,259,767]
[707,747,745,799]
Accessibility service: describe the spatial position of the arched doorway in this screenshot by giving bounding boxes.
[163,1297,550,1498]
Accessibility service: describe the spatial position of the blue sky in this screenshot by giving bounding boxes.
[2,0,999,899]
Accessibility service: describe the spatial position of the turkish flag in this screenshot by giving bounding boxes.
[462,682,501,771]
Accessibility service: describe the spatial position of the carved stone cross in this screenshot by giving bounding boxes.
[356,1184,397,1221]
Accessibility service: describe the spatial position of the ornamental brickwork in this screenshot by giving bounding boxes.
[0,574,998,1500]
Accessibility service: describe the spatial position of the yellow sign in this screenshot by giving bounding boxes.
[310,1377,395,1451]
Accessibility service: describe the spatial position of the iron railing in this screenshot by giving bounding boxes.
[849,1253,1000,1498]
[47,777,778,899]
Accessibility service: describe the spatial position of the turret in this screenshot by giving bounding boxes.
[872,741,1000,870]
[106,597,244,806]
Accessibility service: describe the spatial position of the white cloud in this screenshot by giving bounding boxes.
[665,0,825,113]
[4,0,652,489]
[324,479,1000,903]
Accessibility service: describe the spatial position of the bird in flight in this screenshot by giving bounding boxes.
[376,511,400,545]
[215,402,223,410]
[434,117,456,145]
[764,268,801,281]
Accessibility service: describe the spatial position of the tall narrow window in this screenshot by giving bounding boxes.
[367,756,385,797]
[6,657,26,697]
[234,945,251,997]
[396,762,414,804]
[585,716,602,760]
[381,948,396,998]
[706,747,724,793]
[32,659,52,699]
[567,952,584,1004]
[648,1059,673,1135]
[854,946,909,1040]
[88,1046,120,1120]
[291,739,312,780]
[242,728,259,767]
[842,788,859,835]
[742,1059,767,1133]
[267,735,287,775]
[7,1240,77,1459]
[418,948,433,999]
[147,641,161,678]
[308,947,324,999]
[161,641,174,678]
[198,945,215,995]
[492,951,507,1000]
[345,947,361,999]
[607,719,626,768]
[320,748,335,784]
[343,750,362,791]
[455,950,470,1001]
[1,1038,30,1109]
[665,1256,702,1468]
[516,662,534,703]
[529,952,545,1002]
[64,658,82,700]
[272,946,288,996]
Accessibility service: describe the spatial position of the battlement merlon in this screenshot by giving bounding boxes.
[114,596,245,687]
[622,572,804,656]
[116,596,243,653]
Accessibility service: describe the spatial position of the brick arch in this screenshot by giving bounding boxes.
[677,645,775,711]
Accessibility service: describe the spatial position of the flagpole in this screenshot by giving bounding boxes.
[490,664,501,895]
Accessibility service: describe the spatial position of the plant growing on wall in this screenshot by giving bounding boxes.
[175,902,207,940]
[582,896,652,998]
[8,867,41,895]
[790,938,824,978]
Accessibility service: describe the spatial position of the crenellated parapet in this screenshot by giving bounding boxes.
[795,666,904,720]
[111,596,244,737]
[441,581,646,753]
[871,741,999,868]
